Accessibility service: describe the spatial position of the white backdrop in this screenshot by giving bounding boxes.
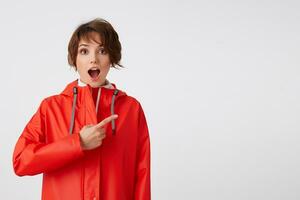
[1,0,300,199]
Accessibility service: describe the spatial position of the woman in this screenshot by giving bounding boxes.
[13,18,151,200]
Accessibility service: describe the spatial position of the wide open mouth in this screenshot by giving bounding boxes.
[88,68,100,79]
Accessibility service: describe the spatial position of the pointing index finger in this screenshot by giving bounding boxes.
[95,114,118,129]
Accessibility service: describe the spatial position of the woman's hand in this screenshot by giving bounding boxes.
[79,114,118,150]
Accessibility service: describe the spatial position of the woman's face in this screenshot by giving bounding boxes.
[76,32,111,88]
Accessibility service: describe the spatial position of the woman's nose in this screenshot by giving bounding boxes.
[90,52,99,64]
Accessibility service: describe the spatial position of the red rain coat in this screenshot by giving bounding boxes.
[13,79,151,200]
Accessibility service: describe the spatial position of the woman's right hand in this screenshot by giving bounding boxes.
[79,114,118,150]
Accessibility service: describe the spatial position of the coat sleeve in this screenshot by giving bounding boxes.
[134,103,151,200]
[12,98,84,176]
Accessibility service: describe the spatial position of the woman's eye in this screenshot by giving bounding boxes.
[79,49,88,54]
[99,49,106,54]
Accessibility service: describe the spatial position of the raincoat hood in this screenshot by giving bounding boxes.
[60,78,127,97]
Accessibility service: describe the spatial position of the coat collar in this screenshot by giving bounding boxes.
[77,78,114,89]
[61,79,127,98]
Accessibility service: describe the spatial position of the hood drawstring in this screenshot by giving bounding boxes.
[111,89,119,135]
[69,86,119,136]
[69,87,78,134]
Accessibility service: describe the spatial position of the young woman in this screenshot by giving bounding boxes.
[13,18,151,200]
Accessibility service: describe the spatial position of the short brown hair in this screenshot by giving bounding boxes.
[68,18,123,70]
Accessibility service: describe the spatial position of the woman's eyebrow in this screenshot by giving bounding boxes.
[79,43,103,47]
[79,44,88,47]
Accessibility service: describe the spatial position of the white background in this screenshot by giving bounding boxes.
[1,0,300,199]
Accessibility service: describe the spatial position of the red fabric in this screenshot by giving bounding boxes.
[12,79,151,200]
[90,87,99,106]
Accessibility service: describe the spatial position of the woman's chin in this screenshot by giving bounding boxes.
[89,79,106,87]
[79,75,106,87]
